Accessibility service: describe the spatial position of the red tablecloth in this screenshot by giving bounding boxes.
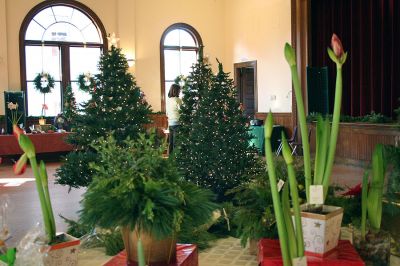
[104,244,198,266]
[259,239,364,266]
[0,133,73,156]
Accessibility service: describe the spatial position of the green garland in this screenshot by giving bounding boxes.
[77,73,95,92]
[33,72,55,94]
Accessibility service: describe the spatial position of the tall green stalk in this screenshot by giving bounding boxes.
[285,43,311,202]
[264,113,291,266]
[367,144,385,233]
[281,132,304,256]
[18,134,56,242]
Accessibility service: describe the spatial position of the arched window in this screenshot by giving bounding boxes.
[160,23,202,112]
[20,0,107,116]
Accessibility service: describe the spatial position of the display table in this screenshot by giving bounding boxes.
[104,244,198,266]
[258,239,364,266]
[249,125,285,155]
[0,132,73,156]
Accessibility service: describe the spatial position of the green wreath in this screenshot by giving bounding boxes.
[77,73,96,92]
[33,72,55,94]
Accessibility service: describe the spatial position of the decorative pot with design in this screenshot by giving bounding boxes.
[297,204,343,257]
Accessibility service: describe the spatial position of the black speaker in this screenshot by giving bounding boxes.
[307,66,329,115]
[4,91,26,134]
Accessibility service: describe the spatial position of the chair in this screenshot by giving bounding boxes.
[290,128,311,156]
[276,127,297,156]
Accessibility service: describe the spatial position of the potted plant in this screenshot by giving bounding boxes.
[284,34,347,256]
[354,144,390,265]
[13,125,80,265]
[80,131,218,265]
[33,72,55,125]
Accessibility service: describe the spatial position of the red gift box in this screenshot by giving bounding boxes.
[259,239,364,266]
[104,244,198,266]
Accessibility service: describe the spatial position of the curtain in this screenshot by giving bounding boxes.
[310,0,400,117]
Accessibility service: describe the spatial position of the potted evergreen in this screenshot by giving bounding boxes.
[13,125,80,265]
[284,34,347,256]
[80,132,218,265]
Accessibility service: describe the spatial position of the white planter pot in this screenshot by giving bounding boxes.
[43,233,80,266]
[299,204,343,256]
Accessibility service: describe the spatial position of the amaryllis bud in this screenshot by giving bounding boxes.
[284,43,296,67]
[13,124,23,140]
[13,153,28,175]
[331,33,344,58]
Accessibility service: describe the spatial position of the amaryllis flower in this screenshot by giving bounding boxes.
[341,183,362,196]
[331,33,344,58]
[42,104,48,110]
[7,102,18,110]
[13,153,27,175]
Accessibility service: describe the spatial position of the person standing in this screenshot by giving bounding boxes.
[166,84,182,154]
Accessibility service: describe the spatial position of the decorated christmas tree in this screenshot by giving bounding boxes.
[56,46,152,189]
[177,55,261,201]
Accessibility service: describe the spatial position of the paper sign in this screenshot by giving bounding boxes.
[292,256,307,266]
[277,179,285,192]
[309,185,324,205]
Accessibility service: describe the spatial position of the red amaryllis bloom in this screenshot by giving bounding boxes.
[331,33,344,58]
[13,153,27,175]
[342,183,362,196]
[13,124,24,140]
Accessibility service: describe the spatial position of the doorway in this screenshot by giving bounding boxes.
[234,61,257,119]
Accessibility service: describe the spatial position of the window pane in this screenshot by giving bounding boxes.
[179,30,196,47]
[71,82,91,109]
[70,47,101,79]
[180,51,197,76]
[27,82,61,116]
[81,23,101,43]
[25,21,45,41]
[70,9,91,30]
[25,46,61,81]
[51,6,73,22]
[32,7,56,28]
[163,29,180,46]
[164,50,181,80]
[43,22,83,42]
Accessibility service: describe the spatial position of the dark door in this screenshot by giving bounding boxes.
[235,63,257,119]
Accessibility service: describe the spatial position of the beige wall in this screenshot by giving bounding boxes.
[134,0,225,111]
[224,0,292,113]
[0,0,291,115]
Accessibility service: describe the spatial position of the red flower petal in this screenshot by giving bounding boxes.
[342,183,362,196]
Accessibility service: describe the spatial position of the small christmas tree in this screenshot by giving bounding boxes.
[56,46,152,188]
[63,84,77,127]
[177,55,261,201]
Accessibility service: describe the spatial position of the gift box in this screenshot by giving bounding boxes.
[104,244,198,266]
[258,239,364,266]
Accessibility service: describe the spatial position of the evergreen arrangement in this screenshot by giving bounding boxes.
[56,46,152,189]
[176,51,261,201]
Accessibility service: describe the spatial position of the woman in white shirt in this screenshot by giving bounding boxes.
[166,84,182,154]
